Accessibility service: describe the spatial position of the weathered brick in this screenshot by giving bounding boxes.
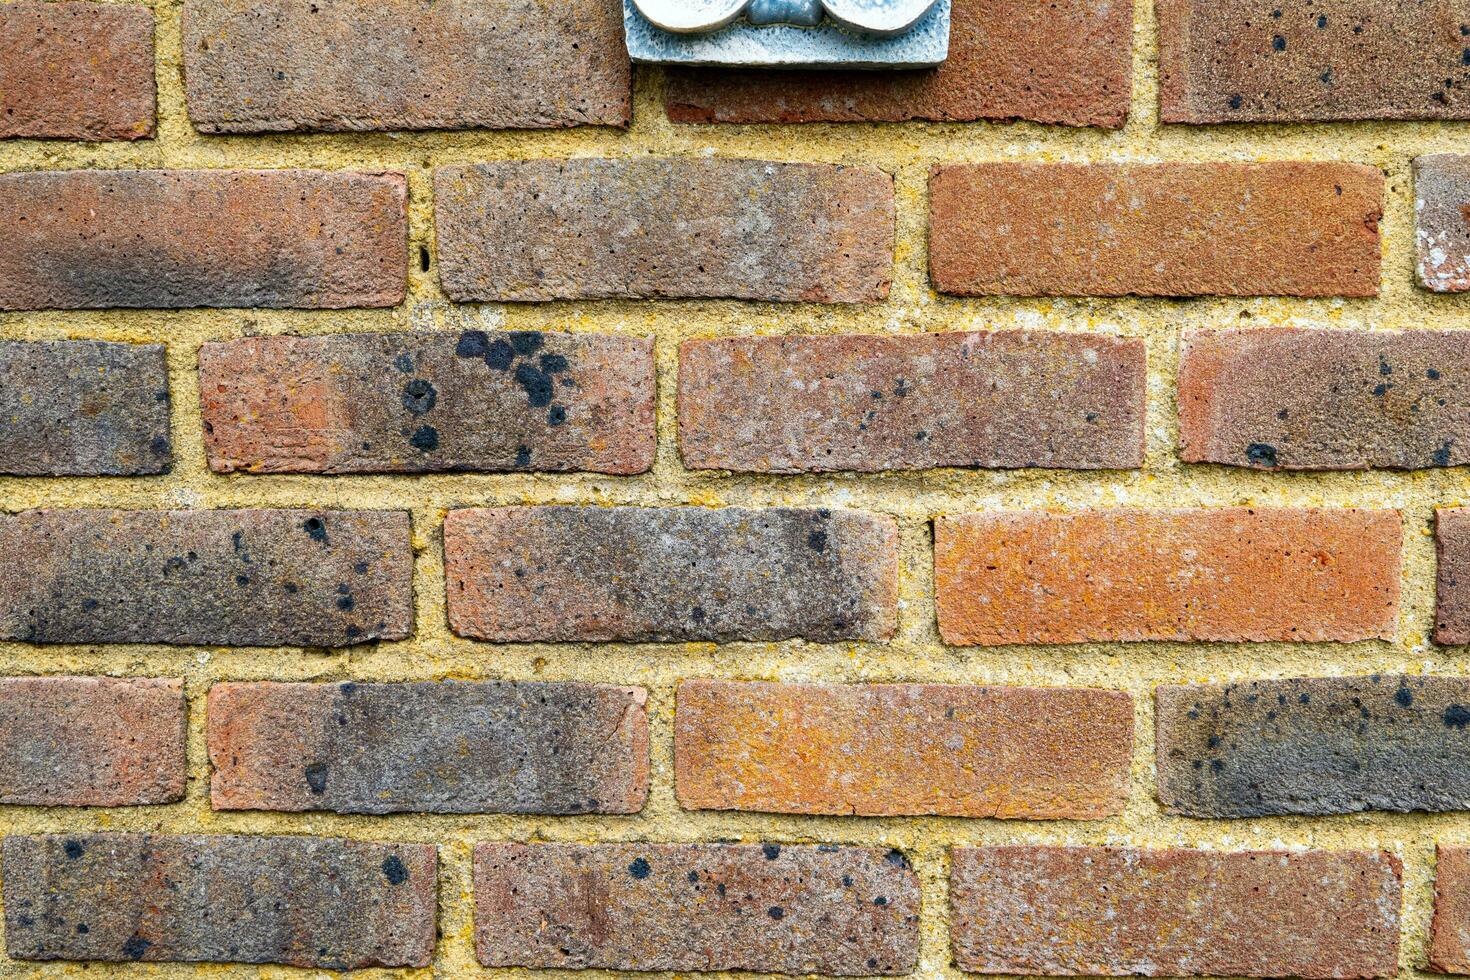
[1157,675,1470,817]
[200,331,654,475]
[1435,508,1470,645]
[3,833,435,968]
[209,680,648,814]
[1160,0,1470,123]
[0,340,171,475]
[1415,155,1470,292]
[0,509,412,647]
[0,2,155,140]
[0,676,184,807]
[951,846,1401,978]
[1431,846,1470,974]
[929,162,1383,297]
[0,170,406,311]
[474,843,919,974]
[665,0,1130,127]
[435,159,893,303]
[675,680,1132,818]
[183,0,629,133]
[1180,328,1470,470]
[935,508,1401,645]
[678,331,1145,473]
[445,506,898,643]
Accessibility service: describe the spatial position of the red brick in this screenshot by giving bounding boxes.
[200,331,654,475]
[0,509,413,647]
[675,680,1132,818]
[929,162,1383,297]
[678,331,1145,472]
[183,0,629,133]
[1431,846,1470,973]
[0,676,184,807]
[0,2,155,140]
[665,0,1130,128]
[4,833,436,967]
[935,508,1401,645]
[435,159,893,303]
[1180,328,1470,470]
[951,846,1402,978]
[445,506,898,643]
[1434,508,1470,645]
[474,843,919,973]
[1160,0,1470,123]
[1415,154,1470,292]
[0,170,406,311]
[208,680,648,814]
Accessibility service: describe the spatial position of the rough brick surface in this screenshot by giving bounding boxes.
[474,843,919,974]
[209,680,648,814]
[445,506,898,643]
[0,170,406,311]
[675,680,1132,818]
[929,162,1383,297]
[0,509,412,647]
[951,846,1402,978]
[0,2,155,140]
[1180,328,1470,470]
[665,0,1130,127]
[183,0,629,133]
[1157,675,1470,817]
[0,676,185,807]
[1432,846,1470,974]
[435,159,894,303]
[678,331,1145,473]
[935,508,1401,645]
[0,341,171,476]
[200,331,654,475]
[3,833,435,968]
[1160,0,1470,123]
[1435,508,1470,645]
[1415,155,1470,292]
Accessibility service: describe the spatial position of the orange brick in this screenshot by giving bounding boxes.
[929,162,1383,297]
[1432,846,1470,973]
[675,680,1132,818]
[935,508,1401,645]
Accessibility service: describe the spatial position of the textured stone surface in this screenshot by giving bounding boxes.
[675,680,1133,818]
[0,2,155,140]
[1159,0,1470,123]
[678,331,1145,472]
[435,159,893,302]
[0,170,407,310]
[1157,675,1470,817]
[1416,155,1470,292]
[951,846,1402,978]
[200,331,654,475]
[1432,846,1470,974]
[929,162,1383,297]
[1435,508,1470,645]
[666,0,1130,126]
[0,341,171,475]
[0,676,185,807]
[183,0,629,133]
[0,509,412,647]
[935,508,1401,645]
[1179,328,1470,470]
[445,506,899,643]
[209,680,648,814]
[474,842,920,974]
[3,833,436,967]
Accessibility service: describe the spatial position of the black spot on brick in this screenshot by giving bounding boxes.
[628,857,651,879]
[485,338,516,371]
[1272,35,1286,50]
[63,840,85,860]
[457,330,490,358]
[1373,382,1390,397]
[885,849,911,870]
[122,935,152,960]
[82,598,99,612]
[336,594,355,611]
[303,517,328,543]
[767,906,784,920]
[807,530,828,552]
[548,404,567,426]
[1446,705,1470,729]
[1396,686,1414,708]
[305,763,328,795]
[510,332,545,356]
[1317,14,1327,27]
[515,364,555,408]
[393,353,414,374]
[1434,442,1454,466]
[149,435,170,457]
[382,855,409,885]
[410,425,439,451]
[76,924,89,934]
[1228,94,1244,110]
[690,606,707,624]
[687,871,700,883]
[762,843,781,860]
[1246,443,1279,467]
[514,445,532,468]
[1430,368,1443,380]
[873,896,888,906]
[540,353,570,374]
[402,379,437,415]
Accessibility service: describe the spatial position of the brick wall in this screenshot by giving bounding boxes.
[1,0,1469,975]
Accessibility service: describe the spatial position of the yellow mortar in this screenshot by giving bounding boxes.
[0,0,1467,976]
